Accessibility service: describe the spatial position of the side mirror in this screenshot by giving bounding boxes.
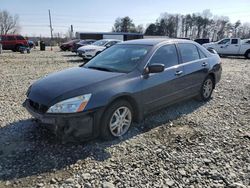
[145,64,165,74]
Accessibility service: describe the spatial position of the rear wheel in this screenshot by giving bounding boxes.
[197,76,214,101]
[101,100,133,140]
[245,51,250,59]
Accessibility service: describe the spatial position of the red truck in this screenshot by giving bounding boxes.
[0,34,29,52]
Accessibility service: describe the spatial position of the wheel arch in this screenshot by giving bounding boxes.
[207,72,216,89]
[104,94,142,123]
[244,49,250,59]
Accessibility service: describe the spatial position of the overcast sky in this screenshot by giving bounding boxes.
[1,0,250,37]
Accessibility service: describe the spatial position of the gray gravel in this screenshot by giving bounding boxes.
[0,49,249,188]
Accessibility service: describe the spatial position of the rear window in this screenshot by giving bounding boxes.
[231,39,238,44]
[16,35,25,40]
[198,48,207,58]
[178,43,200,63]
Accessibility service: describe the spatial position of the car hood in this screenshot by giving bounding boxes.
[78,45,105,51]
[28,67,124,106]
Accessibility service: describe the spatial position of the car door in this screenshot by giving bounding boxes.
[215,38,230,54]
[224,38,240,54]
[142,44,186,113]
[177,43,210,96]
[6,35,16,50]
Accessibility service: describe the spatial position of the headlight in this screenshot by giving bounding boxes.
[47,94,92,113]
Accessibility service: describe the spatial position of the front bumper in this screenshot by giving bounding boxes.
[23,99,104,140]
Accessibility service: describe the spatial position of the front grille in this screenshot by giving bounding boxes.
[29,99,48,114]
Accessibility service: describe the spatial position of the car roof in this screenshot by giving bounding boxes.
[0,34,22,36]
[121,38,194,46]
[98,39,121,42]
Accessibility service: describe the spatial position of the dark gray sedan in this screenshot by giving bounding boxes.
[23,39,222,141]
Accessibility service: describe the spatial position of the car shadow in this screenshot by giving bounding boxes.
[62,54,77,57]
[221,56,247,60]
[67,59,85,63]
[0,98,206,181]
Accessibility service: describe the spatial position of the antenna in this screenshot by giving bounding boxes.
[48,9,53,50]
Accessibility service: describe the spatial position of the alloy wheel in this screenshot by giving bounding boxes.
[203,79,213,98]
[109,106,132,137]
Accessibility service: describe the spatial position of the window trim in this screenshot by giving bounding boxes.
[144,43,180,71]
[177,43,202,64]
[197,46,207,59]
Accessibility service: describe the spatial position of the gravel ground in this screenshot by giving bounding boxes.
[0,48,249,188]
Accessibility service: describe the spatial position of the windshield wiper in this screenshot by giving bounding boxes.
[87,66,114,72]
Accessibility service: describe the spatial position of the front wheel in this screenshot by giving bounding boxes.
[15,45,22,52]
[101,100,133,140]
[197,76,214,101]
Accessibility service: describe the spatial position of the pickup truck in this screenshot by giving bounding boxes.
[203,38,250,59]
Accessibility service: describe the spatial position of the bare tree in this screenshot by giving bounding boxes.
[0,10,19,35]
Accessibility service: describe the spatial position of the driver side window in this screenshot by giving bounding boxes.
[218,39,230,45]
[149,44,179,68]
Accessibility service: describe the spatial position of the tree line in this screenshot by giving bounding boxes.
[112,10,250,41]
[0,10,19,35]
[1,9,250,42]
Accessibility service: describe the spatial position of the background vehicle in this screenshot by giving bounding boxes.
[77,39,121,59]
[60,39,80,51]
[0,34,29,52]
[24,39,222,141]
[194,38,210,45]
[203,38,250,58]
[71,39,96,53]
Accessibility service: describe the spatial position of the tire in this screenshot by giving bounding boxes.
[101,100,133,140]
[197,75,214,101]
[15,44,22,52]
[245,51,250,59]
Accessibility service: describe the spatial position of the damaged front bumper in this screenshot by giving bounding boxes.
[23,99,104,140]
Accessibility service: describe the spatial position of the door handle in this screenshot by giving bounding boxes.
[175,70,183,76]
[202,62,208,67]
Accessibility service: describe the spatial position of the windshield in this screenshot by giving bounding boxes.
[92,40,109,46]
[84,44,151,73]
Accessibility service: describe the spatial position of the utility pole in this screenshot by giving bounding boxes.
[70,25,74,39]
[48,9,53,50]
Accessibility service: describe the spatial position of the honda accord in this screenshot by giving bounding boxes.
[23,39,222,141]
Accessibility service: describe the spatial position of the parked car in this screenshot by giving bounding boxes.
[194,38,210,45]
[0,34,29,52]
[71,39,96,53]
[60,39,80,51]
[77,39,121,59]
[23,39,222,141]
[203,38,250,59]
